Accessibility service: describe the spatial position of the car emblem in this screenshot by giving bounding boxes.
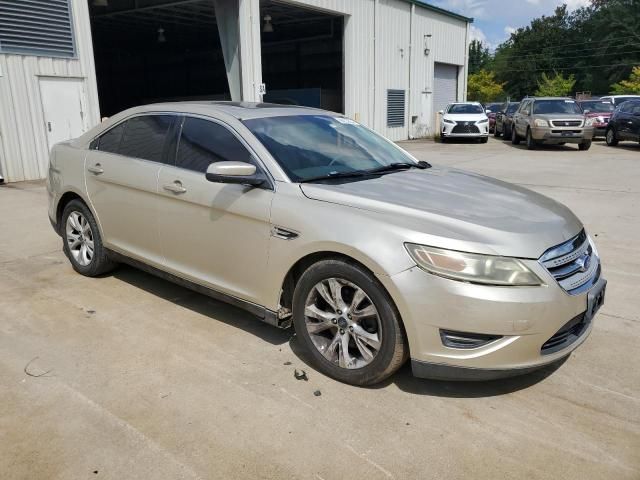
[575,254,591,273]
[564,122,570,126]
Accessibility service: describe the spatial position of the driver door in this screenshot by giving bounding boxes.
[155,115,274,305]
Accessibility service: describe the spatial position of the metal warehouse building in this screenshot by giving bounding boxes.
[0,0,471,183]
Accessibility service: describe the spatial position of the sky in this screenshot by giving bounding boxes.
[429,0,591,50]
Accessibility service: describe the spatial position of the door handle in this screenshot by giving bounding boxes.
[87,163,104,175]
[163,181,187,194]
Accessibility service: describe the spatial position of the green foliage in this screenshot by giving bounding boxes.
[611,66,640,94]
[467,70,505,103]
[535,72,576,96]
[468,40,492,75]
[486,0,640,98]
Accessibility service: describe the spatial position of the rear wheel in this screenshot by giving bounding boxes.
[292,259,408,386]
[62,200,115,276]
[605,127,619,146]
[578,140,592,151]
[511,126,521,145]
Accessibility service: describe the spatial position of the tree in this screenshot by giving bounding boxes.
[468,40,492,75]
[535,72,576,96]
[610,66,640,94]
[467,70,505,103]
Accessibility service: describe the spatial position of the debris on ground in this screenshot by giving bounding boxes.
[313,390,321,397]
[86,309,96,315]
[24,357,53,378]
[283,361,292,366]
[294,369,308,381]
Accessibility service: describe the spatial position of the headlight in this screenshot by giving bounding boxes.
[443,118,456,125]
[533,119,549,127]
[476,118,488,124]
[405,243,544,286]
[585,117,595,126]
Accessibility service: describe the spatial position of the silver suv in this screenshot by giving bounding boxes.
[47,102,606,385]
[512,97,594,150]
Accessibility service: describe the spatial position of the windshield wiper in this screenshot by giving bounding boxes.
[299,170,370,183]
[366,160,431,174]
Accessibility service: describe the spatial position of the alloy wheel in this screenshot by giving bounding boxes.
[66,211,94,266]
[304,278,382,369]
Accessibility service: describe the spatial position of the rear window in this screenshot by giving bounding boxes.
[533,100,582,115]
[506,103,520,114]
[119,115,173,163]
[579,101,614,113]
[448,104,484,114]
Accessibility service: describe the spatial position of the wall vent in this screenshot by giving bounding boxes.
[0,0,76,58]
[387,89,406,127]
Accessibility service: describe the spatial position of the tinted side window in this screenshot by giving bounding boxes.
[176,117,252,173]
[97,123,125,154]
[119,115,173,163]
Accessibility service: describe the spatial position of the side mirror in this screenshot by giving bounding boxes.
[583,109,590,114]
[438,110,444,115]
[205,161,264,186]
[486,109,492,114]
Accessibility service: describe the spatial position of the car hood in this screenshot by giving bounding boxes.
[585,111,612,118]
[534,113,585,123]
[443,113,487,121]
[299,167,583,259]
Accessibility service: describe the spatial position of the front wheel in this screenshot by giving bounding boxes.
[494,126,501,137]
[526,129,536,150]
[292,259,408,386]
[605,128,619,146]
[480,137,488,143]
[62,199,116,276]
[578,140,592,151]
[511,126,521,145]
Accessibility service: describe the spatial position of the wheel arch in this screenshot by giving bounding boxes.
[55,190,101,236]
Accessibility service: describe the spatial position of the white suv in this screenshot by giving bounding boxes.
[439,102,489,143]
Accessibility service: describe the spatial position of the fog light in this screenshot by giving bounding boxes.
[440,330,502,349]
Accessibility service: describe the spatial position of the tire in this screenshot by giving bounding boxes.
[511,126,520,145]
[292,259,408,386]
[494,126,501,137]
[578,140,592,151]
[61,199,116,276]
[480,137,488,143]
[526,129,536,150]
[440,136,447,143]
[605,127,619,146]
[504,125,512,140]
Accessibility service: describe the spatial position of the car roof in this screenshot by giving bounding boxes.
[526,97,575,101]
[449,102,482,105]
[120,101,336,121]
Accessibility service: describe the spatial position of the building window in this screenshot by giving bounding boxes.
[387,90,406,127]
[0,0,76,58]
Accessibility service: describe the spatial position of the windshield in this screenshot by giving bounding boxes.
[485,103,501,112]
[448,104,484,114]
[579,101,614,113]
[506,103,520,114]
[533,100,582,115]
[613,96,640,106]
[243,115,416,182]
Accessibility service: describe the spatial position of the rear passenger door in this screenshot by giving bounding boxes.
[85,114,175,265]
[627,103,640,140]
[156,115,274,305]
[616,103,633,139]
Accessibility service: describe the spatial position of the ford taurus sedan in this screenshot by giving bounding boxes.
[47,102,606,385]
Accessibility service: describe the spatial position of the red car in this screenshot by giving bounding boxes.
[484,103,502,133]
[578,100,615,139]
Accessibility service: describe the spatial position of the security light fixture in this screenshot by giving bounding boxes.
[263,15,274,33]
[157,27,166,43]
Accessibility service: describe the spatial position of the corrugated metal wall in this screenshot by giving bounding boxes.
[0,0,468,182]
[0,0,100,183]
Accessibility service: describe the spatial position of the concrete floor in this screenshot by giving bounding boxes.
[1,138,638,479]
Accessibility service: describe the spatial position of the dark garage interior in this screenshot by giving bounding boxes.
[88,0,344,117]
[89,0,229,117]
[260,0,344,113]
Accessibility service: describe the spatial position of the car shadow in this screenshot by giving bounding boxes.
[503,141,580,151]
[287,332,565,398]
[440,137,487,145]
[611,143,640,151]
[111,264,292,347]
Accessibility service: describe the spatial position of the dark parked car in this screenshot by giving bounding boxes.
[484,103,502,133]
[605,99,640,146]
[577,100,615,139]
[494,102,520,139]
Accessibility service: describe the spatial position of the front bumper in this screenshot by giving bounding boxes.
[441,121,489,138]
[377,261,603,380]
[531,126,594,144]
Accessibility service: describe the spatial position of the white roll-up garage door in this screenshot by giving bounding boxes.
[434,63,459,113]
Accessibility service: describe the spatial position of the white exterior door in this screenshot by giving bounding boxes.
[39,77,88,151]
[433,63,458,114]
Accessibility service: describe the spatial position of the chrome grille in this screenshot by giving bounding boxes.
[550,120,582,127]
[452,122,480,134]
[540,230,600,295]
